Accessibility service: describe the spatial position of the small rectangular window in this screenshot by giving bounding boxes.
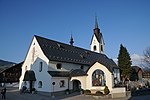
[39,62,43,72]
[56,63,62,69]
[59,80,65,87]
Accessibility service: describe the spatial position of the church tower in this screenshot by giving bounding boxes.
[90,16,104,53]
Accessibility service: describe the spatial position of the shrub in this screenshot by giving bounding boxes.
[84,89,91,95]
[104,86,110,95]
[80,89,84,94]
[95,91,103,96]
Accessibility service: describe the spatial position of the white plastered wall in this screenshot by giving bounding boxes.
[86,62,114,92]
[48,61,89,72]
[91,35,100,53]
[51,77,69,92]
[70,76,87,90]
[19,36,51,92]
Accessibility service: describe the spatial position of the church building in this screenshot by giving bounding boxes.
[19,18,120,94]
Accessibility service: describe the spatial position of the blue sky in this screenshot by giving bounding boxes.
[0,0,150,64]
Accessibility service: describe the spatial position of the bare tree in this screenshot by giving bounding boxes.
[143,47,150,67]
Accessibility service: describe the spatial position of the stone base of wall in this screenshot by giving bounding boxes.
[90,89,104,94]
[36,91,51,97]
[112,92,126,98]
[112,87,126,98]
[37,89,75,97]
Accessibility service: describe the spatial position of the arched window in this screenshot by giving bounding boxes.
[39,62,43,72]
[38,81,42,88]
[93,45,97,51]
[101,45,103,52]
[92,69,105,86]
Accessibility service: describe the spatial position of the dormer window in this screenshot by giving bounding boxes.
[56,63,62,69]
[94,45,96,51]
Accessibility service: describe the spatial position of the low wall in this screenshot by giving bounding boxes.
[112,87,126,98]
[37,89,74,97]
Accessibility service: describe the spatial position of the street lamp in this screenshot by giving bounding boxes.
[52,82,55,98]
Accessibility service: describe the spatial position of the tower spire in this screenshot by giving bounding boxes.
[70,34,74,46]
[91,16,105,54]
[95,15,99,28]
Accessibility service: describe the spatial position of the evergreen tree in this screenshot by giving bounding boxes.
[118,44,132,80]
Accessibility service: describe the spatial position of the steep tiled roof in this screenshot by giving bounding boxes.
[94,31,102,43]
[35,35,118,72]
[70,69,87,76]
[48,69,87,77]
[48,71,69,77]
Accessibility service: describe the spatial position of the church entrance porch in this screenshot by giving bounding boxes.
[70,76,87,91]
[72,80,81,92]
[23,70,36,93]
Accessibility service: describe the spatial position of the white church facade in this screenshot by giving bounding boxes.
[19,18,120,94]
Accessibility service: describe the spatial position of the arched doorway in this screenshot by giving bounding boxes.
[72,80,81,92]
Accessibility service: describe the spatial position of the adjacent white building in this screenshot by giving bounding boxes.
[19,18,120,94]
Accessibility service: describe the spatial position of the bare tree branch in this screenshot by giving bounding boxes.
[143,47,150,67]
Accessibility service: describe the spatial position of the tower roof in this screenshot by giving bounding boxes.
[93,16,104,44]
[95,16,99,29]
[93,16,101,43]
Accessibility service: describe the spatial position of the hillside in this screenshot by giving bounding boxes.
[0,59,15,66]
[0,59,16,72]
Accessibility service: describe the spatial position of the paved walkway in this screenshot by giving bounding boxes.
[128,95,150,100]
[1,87,150,100]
